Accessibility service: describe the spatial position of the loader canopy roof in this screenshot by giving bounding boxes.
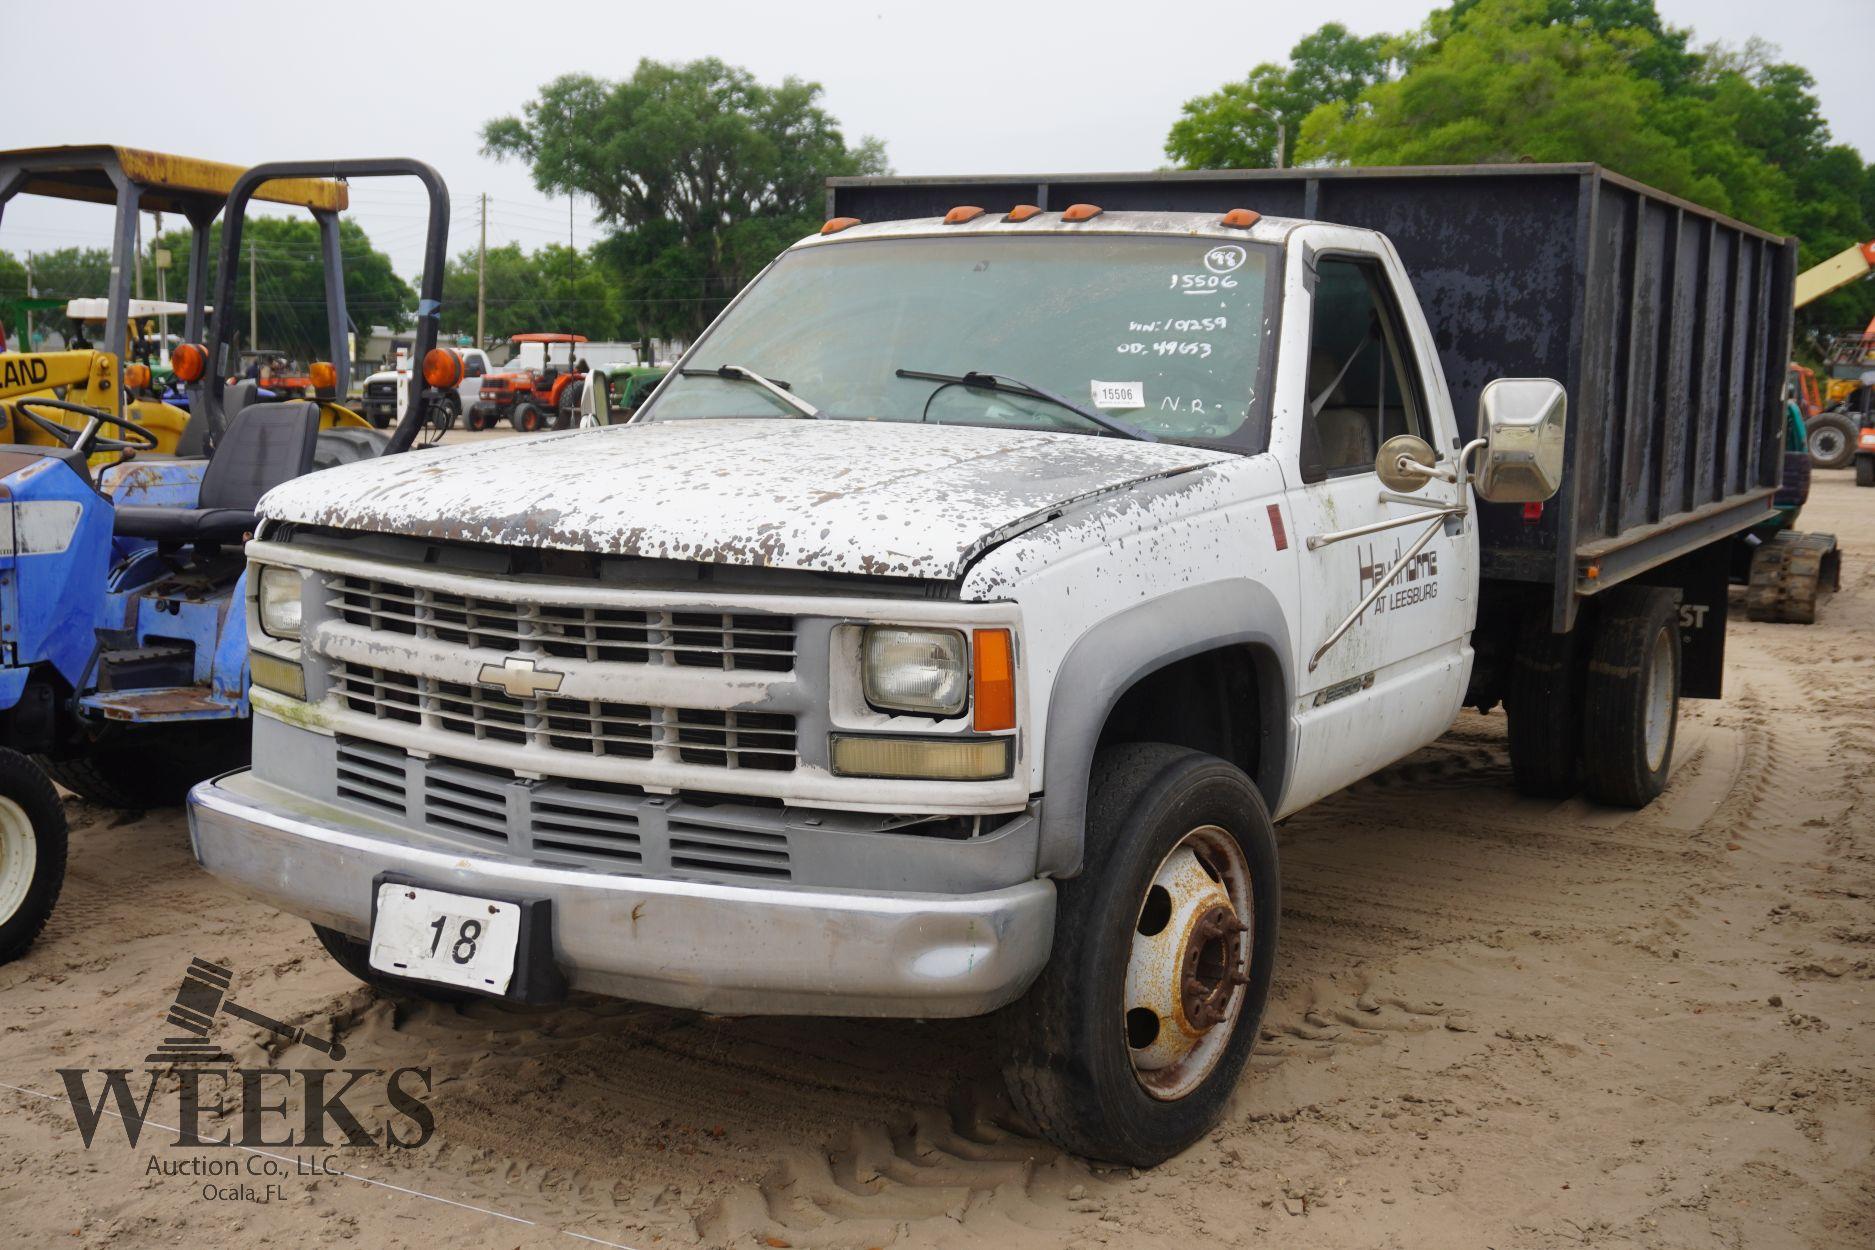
[0,145,347,215]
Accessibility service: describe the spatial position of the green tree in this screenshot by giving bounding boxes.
[1291,0,1875,340]
[1300,2,1721,189]
[442,242,623,345]
[1166,24,1390,169]
[147,217,413,359]
[13,247,111,306]
[484,58,888,338]
[0,251,26,298]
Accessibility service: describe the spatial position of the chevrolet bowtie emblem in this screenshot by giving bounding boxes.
[478,656,565,699]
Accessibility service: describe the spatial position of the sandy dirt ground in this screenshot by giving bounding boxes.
[1,467,1870,1250]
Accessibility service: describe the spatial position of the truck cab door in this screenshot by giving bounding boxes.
[1277,228,1478,811]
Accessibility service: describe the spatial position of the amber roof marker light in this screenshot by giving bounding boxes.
[820,217,861,235]
[1220,208,1262,229]
[1004,204,1044,222]
[943,205,986,225]
[1061,203,1104,223]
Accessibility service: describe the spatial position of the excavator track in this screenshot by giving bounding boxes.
[1746,531,1842,624]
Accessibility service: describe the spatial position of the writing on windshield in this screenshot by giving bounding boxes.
[643,232,1279,450]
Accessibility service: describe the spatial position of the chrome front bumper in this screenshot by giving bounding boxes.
[187,769,1056,1018]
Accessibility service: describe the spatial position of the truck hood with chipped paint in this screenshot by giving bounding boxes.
[259,418,1236,579]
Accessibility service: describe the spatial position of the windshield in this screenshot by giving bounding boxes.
[640,233,1280,450]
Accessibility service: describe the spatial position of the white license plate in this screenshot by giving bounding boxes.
[369,884,521,994]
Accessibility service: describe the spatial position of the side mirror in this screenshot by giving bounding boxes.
[1474,378,1566,503]
[1375,433,1437,492]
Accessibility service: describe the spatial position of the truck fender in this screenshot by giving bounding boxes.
[1037,578,1292,877]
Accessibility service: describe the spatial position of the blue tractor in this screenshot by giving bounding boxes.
[0,156,455,963]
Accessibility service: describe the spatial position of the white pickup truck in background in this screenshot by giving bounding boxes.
[357,346,490,428]
[190,165,1793,1166]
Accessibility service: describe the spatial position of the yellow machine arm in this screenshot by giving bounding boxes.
[0,349,187,465]
[1794,239,1875,309]
[0,350,113,400]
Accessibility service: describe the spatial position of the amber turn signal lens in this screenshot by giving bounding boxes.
[308,361,338,392]
[249,651,306,701]
[972,628,1016,732]
[829,735,1012,781]
[123,364,152,390]
[422,348,463,388]
[820,216,861,235]
[170,343,208,383]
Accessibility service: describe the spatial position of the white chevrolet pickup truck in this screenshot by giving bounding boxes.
[190,165,1793,1165]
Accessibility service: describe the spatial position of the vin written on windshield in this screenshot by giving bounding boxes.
[641,233,1281,450]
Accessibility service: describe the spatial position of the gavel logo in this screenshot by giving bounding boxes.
[145,957,346,1065]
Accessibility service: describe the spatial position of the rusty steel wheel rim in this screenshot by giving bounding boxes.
[1123,824,1252,1101]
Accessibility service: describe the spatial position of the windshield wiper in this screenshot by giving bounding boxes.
[675,363,821,418]
[895,368,1156,442]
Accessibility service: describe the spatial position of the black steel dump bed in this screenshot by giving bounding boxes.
[828,166,1797,629]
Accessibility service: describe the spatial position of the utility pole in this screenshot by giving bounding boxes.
[477,192,487,348]
[248,238,258,352]
[569,192,574,251]
[22,252,32,349]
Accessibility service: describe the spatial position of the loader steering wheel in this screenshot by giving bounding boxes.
[12,398,161,456]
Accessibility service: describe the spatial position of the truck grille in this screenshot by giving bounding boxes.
[332,737,790,881]
[330,575,796,672]
[333,660,798,772]
[364,380,395,399]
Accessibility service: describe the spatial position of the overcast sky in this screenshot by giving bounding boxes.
[7,0,1870,285]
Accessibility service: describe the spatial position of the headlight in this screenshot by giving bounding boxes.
[256,565,304,640]
[862,626,966,716]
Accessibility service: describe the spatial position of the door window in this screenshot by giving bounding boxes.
[1302,256,1429,479]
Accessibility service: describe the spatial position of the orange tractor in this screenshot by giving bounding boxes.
[464,331,588,432]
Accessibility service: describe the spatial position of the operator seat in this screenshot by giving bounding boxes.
[113,400,321,545]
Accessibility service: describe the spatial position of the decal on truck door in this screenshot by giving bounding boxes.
[1358,538,1440,615]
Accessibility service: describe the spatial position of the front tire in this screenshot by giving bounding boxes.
[1805,412,1857,469]
[1580,588,1681,808]
[555,380,584,431]
[0,747,68,965]
[511,402,544,433]
[1001,743,1277,1166]
[1858,455,1874,488]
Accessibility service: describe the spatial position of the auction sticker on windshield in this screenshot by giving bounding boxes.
[1091,380,1145,409]
[370,883,520,994]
